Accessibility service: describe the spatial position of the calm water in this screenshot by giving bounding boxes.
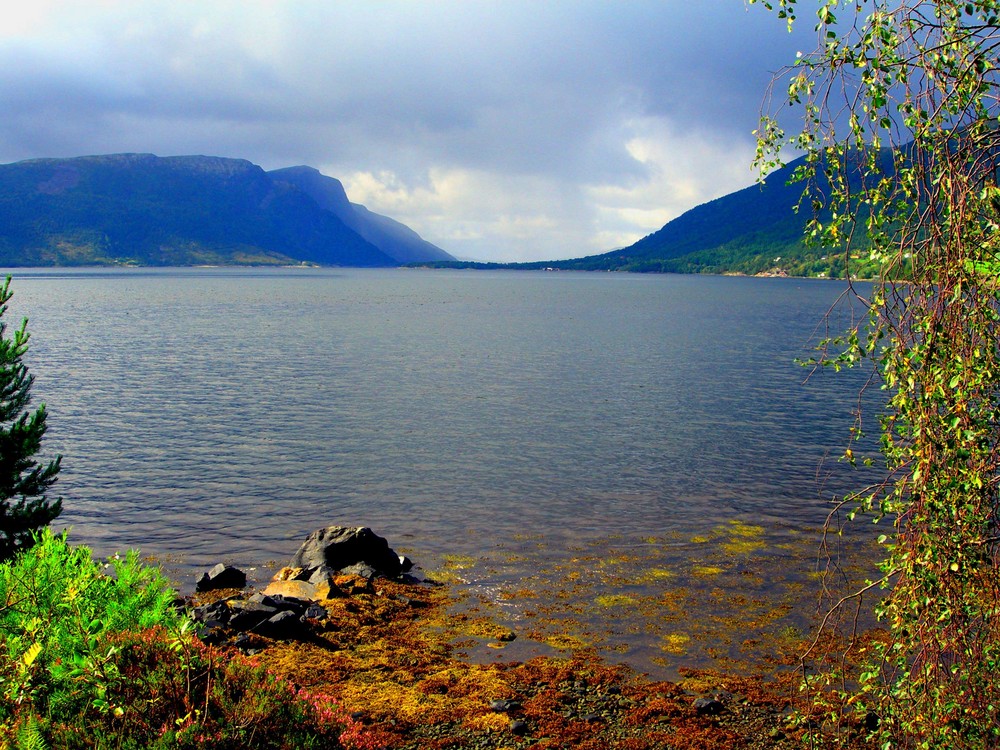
[4,267,876,564]
[5,267,884,676]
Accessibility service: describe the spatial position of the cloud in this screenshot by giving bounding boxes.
[341,167,590,262]
[0,0,810,261]
[342,115,759,262]
[585,117,759,254]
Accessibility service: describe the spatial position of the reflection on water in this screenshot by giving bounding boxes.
[4,267,883,677]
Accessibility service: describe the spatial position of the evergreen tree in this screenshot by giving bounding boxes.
[0,276,60,561]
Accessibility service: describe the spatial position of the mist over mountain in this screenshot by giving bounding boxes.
[0,154,452,267]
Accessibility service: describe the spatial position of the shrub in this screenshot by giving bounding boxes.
[43,627,349,749]
[0,530,356,749]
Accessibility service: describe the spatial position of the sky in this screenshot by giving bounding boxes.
[0,1,816,262]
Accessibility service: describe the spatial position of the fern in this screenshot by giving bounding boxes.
[14,717,47,750]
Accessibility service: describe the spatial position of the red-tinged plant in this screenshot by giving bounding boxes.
[43,625,353,749]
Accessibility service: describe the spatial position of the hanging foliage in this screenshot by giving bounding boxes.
[753,1,1000,747]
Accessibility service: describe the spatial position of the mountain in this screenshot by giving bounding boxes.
[268,166,452,264]
[0,154,451,267]
[582,158,809,274]
[420,153,881,279]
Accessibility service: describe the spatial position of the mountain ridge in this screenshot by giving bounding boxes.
[267,166,453,264]
[0,153,452,267]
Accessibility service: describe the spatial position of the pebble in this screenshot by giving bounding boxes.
[509,719,529,735]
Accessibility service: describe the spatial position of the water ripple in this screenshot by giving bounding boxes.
[5,267,880,582]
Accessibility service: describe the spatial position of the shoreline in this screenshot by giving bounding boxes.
[190,572,822,749]
[0,262,873,281]
[171,523,881,747]
[168,519,881,686]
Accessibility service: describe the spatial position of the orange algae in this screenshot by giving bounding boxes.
[229,523,879,749]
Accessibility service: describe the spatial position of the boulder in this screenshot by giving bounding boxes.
[195,563,247,593]
[253,609,304,639]
[272,566,305,582]
[304,603,329,621]
[192,600,231,625]
[190,600,232,644]
[338,562,378,581]
[229,603,279,632]
[263,578,337,601]
[187,527,415,648]
[307,567,335,586]
[188,591,319,645]
[288,526,403,580]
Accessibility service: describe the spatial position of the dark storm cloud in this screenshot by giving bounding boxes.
[0,1,815,260]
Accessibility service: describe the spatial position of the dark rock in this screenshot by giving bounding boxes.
[229,604,279,632]
[693,697,724,716]
[267,594,310,613]
[338,562,378,580]
[307,567,336,587]
[247,593,282,608]
[196,563,247,592]
[509,719,529,736]
[253,609,303,639]
[195,619,228,645]
[289,526,403,580]
[191,601,231,624]
[304,603,328,620]
[398,555,414,573]
[490,699,521,713]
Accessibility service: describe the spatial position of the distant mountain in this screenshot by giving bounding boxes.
[584,158,809,274]
[0,154,452,267]
[268,166,452,264]
[420,153,881,279]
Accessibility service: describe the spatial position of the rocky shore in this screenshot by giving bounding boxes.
[182,525,873,749]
